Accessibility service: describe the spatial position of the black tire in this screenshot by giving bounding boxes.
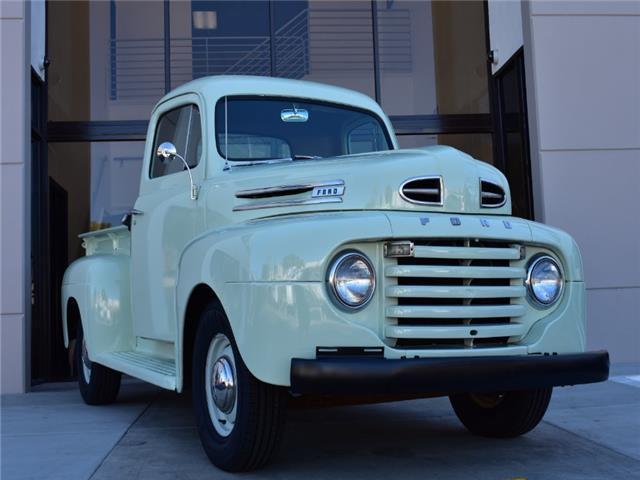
[76,322,121,405]
[192,303,287,472]
[450,388,552,438]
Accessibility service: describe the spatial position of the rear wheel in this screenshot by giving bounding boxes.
[450,388,552,438]
[192,303,287,472]
[75,323,121,405]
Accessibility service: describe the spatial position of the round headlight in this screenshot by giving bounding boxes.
[526,255,563,307]
[328,251,375,309]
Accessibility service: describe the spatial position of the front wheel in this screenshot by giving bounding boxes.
[192,303,287,472]
[75,323,121,405]
[450,388,552,438]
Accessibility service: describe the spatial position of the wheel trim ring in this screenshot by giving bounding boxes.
[205,333,237,437]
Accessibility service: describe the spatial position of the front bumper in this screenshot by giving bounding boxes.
[290,350,609,396]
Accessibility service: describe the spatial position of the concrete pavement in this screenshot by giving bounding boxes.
[2,365,639,480]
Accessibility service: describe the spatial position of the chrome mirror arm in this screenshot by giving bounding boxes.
[173,152,199,200]
[156,142,199,200]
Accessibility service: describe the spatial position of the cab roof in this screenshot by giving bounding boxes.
[154,75,386,120]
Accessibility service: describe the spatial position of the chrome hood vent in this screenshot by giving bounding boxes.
[399,176,443,205]
[480,179,506,208]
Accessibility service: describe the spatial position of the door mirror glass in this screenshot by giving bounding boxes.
[156,142,177,162]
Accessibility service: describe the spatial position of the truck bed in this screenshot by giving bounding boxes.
[79,225,130,256]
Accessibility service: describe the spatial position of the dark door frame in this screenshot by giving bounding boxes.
[31,65,51,384]
[492,47,534,219]
[483,3,534,219]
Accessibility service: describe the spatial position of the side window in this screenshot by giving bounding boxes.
[150,104,202,178]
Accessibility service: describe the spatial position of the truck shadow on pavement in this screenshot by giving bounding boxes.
[89,386,640,480]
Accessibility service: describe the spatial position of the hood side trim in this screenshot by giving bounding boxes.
[236,180,344,199]
[233,197,343,212]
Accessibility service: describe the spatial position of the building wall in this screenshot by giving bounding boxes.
[0,0,29,393]
[523,0,640,362]
[487,0,523,74]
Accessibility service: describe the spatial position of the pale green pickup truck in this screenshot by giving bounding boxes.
[62,76,609,472]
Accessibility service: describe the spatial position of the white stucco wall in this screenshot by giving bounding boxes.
[0,0,29,393]
[522,0,640,362]
[487,0,524,74]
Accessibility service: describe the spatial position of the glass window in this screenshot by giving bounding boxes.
[150,105,202,178]
[48,141,145,262]
[48,0,489,120]
[274,1,376,98]
[170,0,271,86]
[215,97,391,161]
[48,0,164,122]
[377,0,490,116]
[430,1,490,114]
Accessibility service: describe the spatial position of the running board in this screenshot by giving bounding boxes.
[94,351,176,390]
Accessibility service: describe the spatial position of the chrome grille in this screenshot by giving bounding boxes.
[400,176,443,205]
[384,239,526,349]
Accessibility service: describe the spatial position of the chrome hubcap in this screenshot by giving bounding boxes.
[212,357,236,413]
[205,333,237,437]
[81,338,92,383]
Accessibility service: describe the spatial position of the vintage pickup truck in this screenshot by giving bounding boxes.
[62,75,609,471]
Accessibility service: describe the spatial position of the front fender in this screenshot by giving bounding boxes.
[175,211,393,388]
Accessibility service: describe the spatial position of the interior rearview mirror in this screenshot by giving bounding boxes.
[281,108,308,123]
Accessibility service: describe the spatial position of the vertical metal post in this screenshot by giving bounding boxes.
[268,0,277,76]
[164,0,171,93]
[110,0,117,99]
[370,0,381,103]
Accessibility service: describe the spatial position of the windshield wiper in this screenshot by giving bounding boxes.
[224,155,322,169]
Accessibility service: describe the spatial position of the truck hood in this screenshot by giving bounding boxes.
[225,146,511,218]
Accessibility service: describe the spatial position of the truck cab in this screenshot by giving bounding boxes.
[62,75,609,472]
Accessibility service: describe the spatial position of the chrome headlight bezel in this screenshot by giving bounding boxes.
[525,254,564,308]
[327,250,376,311]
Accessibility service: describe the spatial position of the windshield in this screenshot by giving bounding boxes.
[215,96,392,162]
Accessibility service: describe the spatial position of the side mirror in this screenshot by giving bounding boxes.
[156,142,178,163]
[155,141,199,200]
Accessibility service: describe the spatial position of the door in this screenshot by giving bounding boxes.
[131,98,205,341]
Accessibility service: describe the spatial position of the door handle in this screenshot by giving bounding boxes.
[128,209,144,216]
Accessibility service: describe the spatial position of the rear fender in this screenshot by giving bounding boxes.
[61,255,133,359]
